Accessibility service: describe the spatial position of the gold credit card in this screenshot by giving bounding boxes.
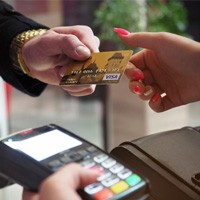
[59,50,133,85]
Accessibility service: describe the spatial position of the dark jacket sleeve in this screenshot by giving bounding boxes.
[0,0,49,96]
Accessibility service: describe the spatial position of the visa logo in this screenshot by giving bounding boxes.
[103,74,120,81]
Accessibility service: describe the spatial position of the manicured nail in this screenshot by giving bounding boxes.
[133,72,144,81]
[152,93,160,103]
[75,45,90,57]
[143,86,153,96]
[113,28,129,35]
[133,85,142,95]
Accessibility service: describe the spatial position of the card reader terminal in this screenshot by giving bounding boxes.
[0,124,149,200]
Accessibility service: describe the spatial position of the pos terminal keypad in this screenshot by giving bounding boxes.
[44,144,146,200]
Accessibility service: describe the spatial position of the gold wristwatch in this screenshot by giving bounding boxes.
[10,29,48,77]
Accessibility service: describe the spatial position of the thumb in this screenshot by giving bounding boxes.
[39,164,100,200]
[117,31,193,54]
[76,166,101,188]
[46,33,91,60]
[57,163,100,188]
[118,32,164,51]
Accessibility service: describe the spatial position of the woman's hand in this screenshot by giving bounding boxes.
[115,29,200,112]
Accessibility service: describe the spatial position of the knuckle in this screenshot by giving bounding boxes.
[76,25,93,34]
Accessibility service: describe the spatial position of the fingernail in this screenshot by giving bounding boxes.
[90,166,104,174]
[152,93,160,103]
[143,86,153,96]
[58,66,66,77]
[133,72,144,81]
[113,27,129,35]
[75,45,90,57]
[133,85,142,95]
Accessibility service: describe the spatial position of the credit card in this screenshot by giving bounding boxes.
[59,50,133,85]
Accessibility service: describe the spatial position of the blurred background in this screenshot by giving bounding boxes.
[0,0,200,199]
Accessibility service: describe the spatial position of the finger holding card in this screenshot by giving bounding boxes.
[60,84,96,97]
